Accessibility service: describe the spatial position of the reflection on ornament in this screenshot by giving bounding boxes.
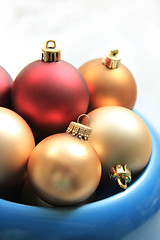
[28,115,101,206]
[79,50,137,111]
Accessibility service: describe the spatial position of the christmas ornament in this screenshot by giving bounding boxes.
[79,50,137,111]
[28,114,101,206]
[12,40,89,138]
[0,107,35,187]
[82,107,152,189]
[0,65,13,108]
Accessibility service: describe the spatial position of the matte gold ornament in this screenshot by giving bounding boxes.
[28,115,101,206]
[79,50,137,111]
[0,107,35,187]
[82,107,152,189]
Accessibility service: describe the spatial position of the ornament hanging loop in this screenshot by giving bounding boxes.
[117,177,128,190]
[66,114,92,140]
[77,114,90,126]
[109,164,131,190]
[102,49,121,69]
[46,40,56,49]
[109,49,119,58]
[42,40,61,62]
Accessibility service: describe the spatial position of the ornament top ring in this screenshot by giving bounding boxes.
[102,49,121,69]
[77,114,90,126]
[66,114,92,140]
[46,40,56,48]
[109,164,131,189]
[41,40,61,62]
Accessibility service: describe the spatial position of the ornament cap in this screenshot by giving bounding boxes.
[42,40,61,62]
[102,49,121,69]
[66,114,92,140]
[109,164,131,190]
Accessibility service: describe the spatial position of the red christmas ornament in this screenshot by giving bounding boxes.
[12,40,89,138]
[0,66,13,108]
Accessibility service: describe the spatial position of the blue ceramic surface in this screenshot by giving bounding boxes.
[0,114,160,240]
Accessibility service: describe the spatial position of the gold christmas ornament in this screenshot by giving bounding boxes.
[82,107,152,189]
[28,115,101,206]
[0,107,35,187]
[79,50,137,111]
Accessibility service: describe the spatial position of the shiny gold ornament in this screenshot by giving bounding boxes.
[28,115,101,206]
[79,50,137,110]
[0,107,35,187]
[82,107,152,189]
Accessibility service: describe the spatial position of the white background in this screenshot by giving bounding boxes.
[0,0,159,132]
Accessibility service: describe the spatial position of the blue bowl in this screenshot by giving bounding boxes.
[0,114,160,240]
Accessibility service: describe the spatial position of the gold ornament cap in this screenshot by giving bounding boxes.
[102,49,121,69]
[42,40,61,62]
[66,114,92,141]
[109,164,131,190]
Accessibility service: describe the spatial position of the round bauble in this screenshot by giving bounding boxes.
[79,50,137,111]
[0,65,13,108]
[12,40,89,138]
[28,119,101,207]
[0,107,35,187]
[82,106,152,175]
